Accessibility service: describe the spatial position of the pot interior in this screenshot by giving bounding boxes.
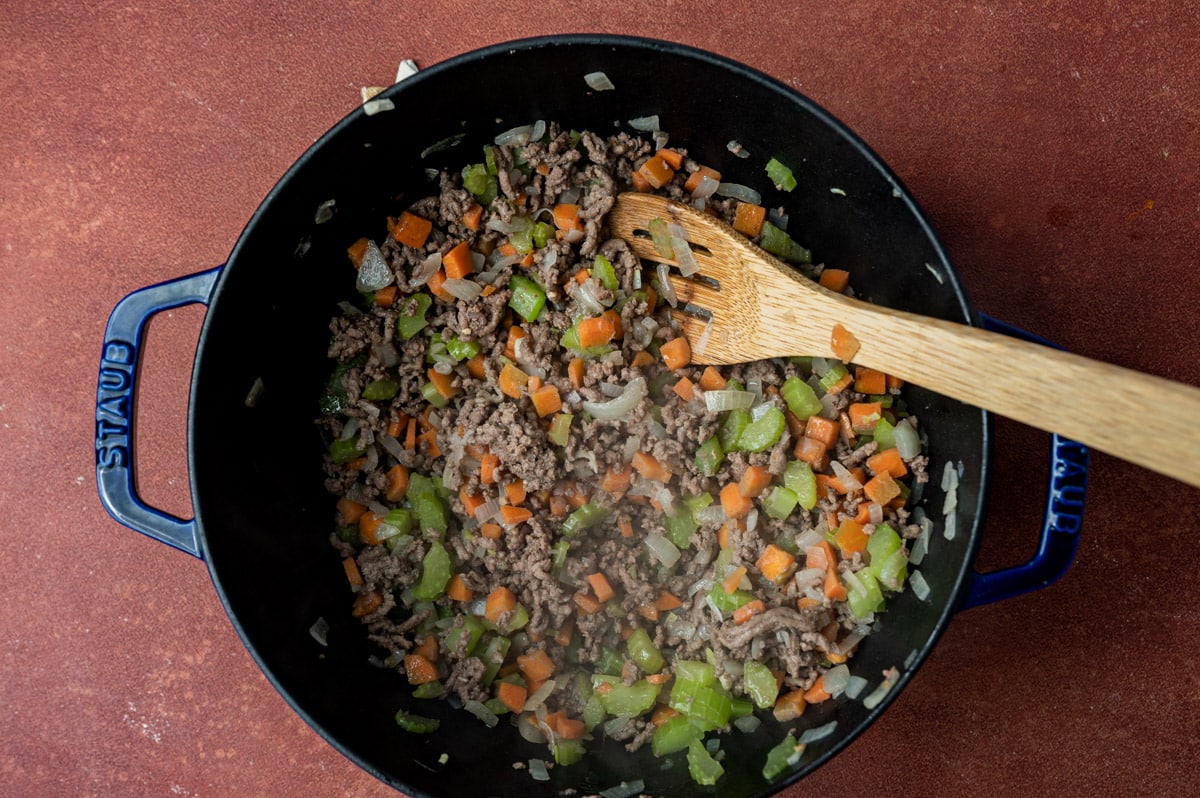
[190,35,986,798]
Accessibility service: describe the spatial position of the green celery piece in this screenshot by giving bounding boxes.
[446,336,482,362]
[694,435,724,477]
[328,437,365,464]
[758,221,812,264]
[396,293,432,340]
[743,661,780,709]
[498,602,529,633]
[562,502,609,538]
[847,568,885,619]
[596,646,624,677]
[480,636,511,685]
[718,408,752,452]
[412,680,445,699]
[783,460,818,510]
[687,738,725,786]
[420,381,449,409]
[547,412,573,447]
[665,510,697,549]
[483,697,510,716]
[483,145,499,175]
[406,473,449,535]
[873,417,897,451]
[781,376,822,420]
[819,363,850,393]
[462,163,498,204]
[394,709,440,734]
[385,509,414,535]
[509,226,534,255]
[765,157,797,192]
[867,523,903,564]
[737,407,786,452]
[442,615,485,657]
[550,539,570,577]
[597,678,660,717]
[560,323,610,357]
[674,660,716,687]
[707,584,755,613]
[508,275,546,322]
[652,714,701,757]
[592,253,619,291]
[762,734,801,780]
[412,540,451,601]
[684,684,733,731]
[877,548,909,590]
[553,738,586,766]
[625,627,664,674]
[763,485,799,520]
[730,695,754,719]
[531,221,555,249]
[362,377,401,401]
[582,693,606,731]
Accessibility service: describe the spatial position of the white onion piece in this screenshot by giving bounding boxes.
[910,569,931,601]
[314,199,336,224]
[599,779,646,798]
[733,715,761,734]
[943,513,958,541]
[750,402,773,422]
[339,417,360,441]
[716,182,761,204]
[798,720,838,745]
[362,98,395,116]
[485,216,532,234]
[868,502,885,525]
[628,115,659,131]
[795,528,824,552]
[441,277,483,301]
[523,679,557,712]
[693,505,726,526]
[646,416,670,441]
[356,241,394,292]
[670,232,699,276]
[371,341,400,368]
[473,498,500,522]
[494,123,536,146]
[309,616,329,646]
[694,315,714,357]
[410,252,442,286]
[581,377,647,420]
[598,382,626,398]
[862,668,900,710]
[516,714,546,744]
[810,356,831,377]
[395,58,419,82]
[745,508,759,533]
[464,700,499,727]
[584,71,615,91]
[529,119,546,141]
[575,280,607,316]
[726,139,751,159]
[830,461,864,492]
[471,251,486,271]
[653,130,669,150]
[822,664,850,696]
[845,675,870,700]
[894,418,922,459]
[691,174,720,199]
[562,226,585,244]
[794,567,824,592]
[703,390,753,414]
[644,532,681,568]
[656,262,677,307]
[622,435,641,462]
[528,758,550,781]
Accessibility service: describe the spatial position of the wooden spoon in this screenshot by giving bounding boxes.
[609,192,1200,488]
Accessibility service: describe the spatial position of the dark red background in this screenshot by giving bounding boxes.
[2,2,1197,796]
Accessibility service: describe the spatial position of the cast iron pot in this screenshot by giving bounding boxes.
[95,35,1090,798]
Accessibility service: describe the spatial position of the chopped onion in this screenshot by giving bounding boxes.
[644,531,681,568]
[716,182,761,204]
[339,417,360,441]
[798,720,838,745]
[410,252,442,286]
[485,216,532,234]
[656,262,677,307]
[356,241,394,292]
[309,616,329,646]
[622,435,641,462]
[653,130,669,150]
[822,664,850,696]
[523,679,557,712]
[395,58,419,82]
[314,198,336,224]
[943,513,958,541]
[494,122,542,147]
[419,133,465,159]
[645,416,670,441]
[691,174,720,199]
[371,341,400,368]
[903,648,920,670]
[794,567,824,592]
[441,277,483,302]
[473,498,500,522]
[726,139,751,159]
[562,226,585,244]
[694,315,714,357]
[584,71,615,91]
[464,700,499,728]
[868,501,885,525]
[705,390,754,412]
[862,668,900,710]
[745,507,759,533]
[910,569,931,601]
[581,377,647,420]
[575,279,608,316]
[528,758,550,782]
[604,715,634,737]
[795,528,824,552]
[362,98,395,116]
[668,224,700,276]
[768,207,789,231]
[750,402,773,422]
[834,629,866,655]
[598,382,626,398]
[244,376,264,408]
[830,461,864,492]
[693,505,727,526]
[627,115,659,131]
[599,779,646,798]
[733,715,761,734]
[845,675,870,700]
[894,418,922,459]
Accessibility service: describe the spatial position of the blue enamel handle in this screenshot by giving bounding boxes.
[957,315,1090,609]
[95,268,222,559]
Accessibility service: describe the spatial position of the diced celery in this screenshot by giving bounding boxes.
[687,738,725,786]
[560,323,610,357]
[396,292,433,340]
[597,678,660,717]
[385,508,414,535]
[412,541,451,601]
[783,460,818,511]
[362,377,401,401]
[550,539,570,577]
[762,734,801,780]
[406,473,449,534]
[498,602,529,633]
[707,584,755,613]
[674,660,716,687]
[758,221,811,263]
[412,680,445,699]
[694,435,724,477]
[530,221,555,250]
[442,615,485,657]
[867,523,903,564]
[483,697,510,716]
[328,437,365,464]
[420,381,449,408]
[743,660,780,709]
[765,157,797,192]
[446,336,482,362]
[509,225,534,255]
[737,407,785,452]
[652,713,702,757]
[877,548,908,590]
[648,217,673,258]
[394,709,440,734]
[483,145,498,175]
[625,627,664,674]
[547,412,573,447]
[583,693,606,731]
[562,502,609,538]
[873,417,897,451]
[781,376,822,420]
[685,685,733,731]
[819,363,850,393]
[552,738,586,766]
[508,275,546,322]
[718,408,752,452]
[763,485,799,520]
[479,636,511,686]
[596,646,624,677]
[665,510,697,549]
[847,568,885,619]
[592,253,619,291]
[730,695,754,719]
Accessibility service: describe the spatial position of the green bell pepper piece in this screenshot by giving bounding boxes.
[508,275,546,323]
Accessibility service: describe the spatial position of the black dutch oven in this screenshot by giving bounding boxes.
[95,35,1089,798]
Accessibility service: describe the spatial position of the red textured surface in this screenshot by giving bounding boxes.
[3,3,1198,797]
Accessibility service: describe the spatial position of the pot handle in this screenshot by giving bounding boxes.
[956,315,1090,609]
[95,267,222,559]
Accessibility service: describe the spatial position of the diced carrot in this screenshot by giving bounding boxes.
[552,203,584,232]
[481,284,497,297]
[374,285,397,307]
[404,416,418,450]
[886,374,905,390]
[443,241,474,279]
[773,689,808,722]
[848,402,884,433]
[738,465,773,498]
[480,453,500,484]
[631,350,655,368]
[495,681,528,714]
[631,170,652,193]
[504,479,527,507]
[683,165,722,194]
[459,487,487,519]
[804,415,839,449]
[390,211,433,249]
[839,411,857,445]
[568,357,586,389]
[556,716,585,740]
[797,596,822,610]
[342,556,364,588]
[504,325,526,360]
[404,653,439,685]
[336,497,367,525]
[818,268,850,294]
[358,511,384,545]
[814,474,845,496]
[385,464,410,502]
[386,417,407,438]
[484,587,517,624]
[805,541,837,572]
[720,482,754,520]
[602,308,623,340]
[717,523,730,549]
[573,591,604,615]
[733,599,766,625]
[631,451,672,483]
[549,494,571,518]
[446,574,474,603]
[555,618,575,647]
[577,316,616,348]
[414,634,438,663]
[427,268,453,301]
[824,568,848,601]
[830,323,860,362]
[498,363,529,399]
[499,504,532,526]
[804,675,832,703]
[655,590,683,612]
[352,590,383,617]
[825,649,849,665]
[637,153,675,188]
[530,384,562,417]
[698,365,727,391]
[733,202,767,237]
[574,269,590,285]
[833,519,869,555]
[516,648,556,683]
[722,565,748,595]
[657,148,684,169]
[480,522,503,540]
[462,202,483,232]
[651,705,680,726]
[347,237,370,268]
[866,448,908,479]
[618,516,634,538]
[855,366,887,395]
[637,603,660,621]
[644,284,658,312]
[587,573,615,604]
[416,427,441,458]
[659,337,691,370]
[757,544,797,583]
[853,501,874,525]
[863,471,902,505]
[673,375,695,402]
[825,370,854,395]
[601,465,632,496]
[427,368,460,401]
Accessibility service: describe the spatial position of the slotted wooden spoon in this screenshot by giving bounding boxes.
[610,192,1200,488]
